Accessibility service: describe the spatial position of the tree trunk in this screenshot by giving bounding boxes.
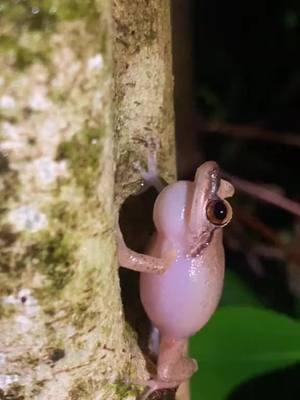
[0,1,175,399]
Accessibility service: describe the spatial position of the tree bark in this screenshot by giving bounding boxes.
[114,0,176,199]
[0,1,175,399]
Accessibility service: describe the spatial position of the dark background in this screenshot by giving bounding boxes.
[171,0,300,398]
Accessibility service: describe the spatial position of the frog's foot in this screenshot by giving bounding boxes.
[158,356,198,383]
[139,379,179,400]
[139,358,197,400]
[133,139,167,193]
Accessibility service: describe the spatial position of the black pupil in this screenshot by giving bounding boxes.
[213,200,227,221]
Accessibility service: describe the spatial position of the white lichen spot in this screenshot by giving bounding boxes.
[0,374,19,390]
[91,91,104,116]
[66,324,76,339]
[40,118,58,137]
[3,288,40,316]
[8,206,48,233]
[2,294,18,305]
[28,87,52,111]
[0,122,25,152]
[18,288,39,309]
[15,314,33,332]
[0,353,6,366]
[0,95,16,110]
[51,46,81,91]
[35,363,53,381]
[32,157,68,185]
[31,6,40,15]
[2,122,20,140]
[87,54,104,71]
[2,289,40,337]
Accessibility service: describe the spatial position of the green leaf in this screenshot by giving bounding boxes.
[221,270,261,307]
[190,306,300,400]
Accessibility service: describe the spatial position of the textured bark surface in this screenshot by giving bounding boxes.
[113,1,176,397]
[114,0,176,203]
[0,1,175,399]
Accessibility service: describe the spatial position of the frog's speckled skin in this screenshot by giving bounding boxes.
[118,161,234,397]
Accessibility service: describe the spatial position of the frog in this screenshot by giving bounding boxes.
[117,160,234,399]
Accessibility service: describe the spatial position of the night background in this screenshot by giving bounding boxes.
[171,1,300,399]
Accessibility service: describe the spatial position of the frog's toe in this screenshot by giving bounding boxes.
[138,379,178,400]
[158,356,198,383]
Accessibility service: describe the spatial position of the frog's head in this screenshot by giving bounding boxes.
[153,161,234,253]
[188,161,234,255]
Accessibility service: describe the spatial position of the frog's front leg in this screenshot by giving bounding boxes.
[117,226,175,274]
[134,143,168,193]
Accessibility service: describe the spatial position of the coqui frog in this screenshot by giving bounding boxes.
[118,160,234,398]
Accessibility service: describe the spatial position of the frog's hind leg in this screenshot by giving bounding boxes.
[157,336,198,383]
[139,336,197,399]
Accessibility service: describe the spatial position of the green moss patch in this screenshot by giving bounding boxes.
[47,0,102,23]
[0,169,20,209]
[21,198,83,294]
[68,378,91,400]
[0,1,56,32]
[113,381,140,398]
[0,34,49,69]
[57,127,104,196]
[0,0,104,33]
[29,230,75,291]
[0,302,17,319]
[0,383,25,400]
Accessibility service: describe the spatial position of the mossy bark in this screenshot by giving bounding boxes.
[0,1,175,399]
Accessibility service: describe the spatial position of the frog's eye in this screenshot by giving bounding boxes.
[206,199,232,226]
